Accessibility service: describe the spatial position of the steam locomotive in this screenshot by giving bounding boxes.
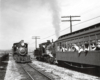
[34,23,100,69]
[12,40,31,63]
[34,40,57,64]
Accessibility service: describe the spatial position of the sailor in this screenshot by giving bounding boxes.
[96,40,100,50]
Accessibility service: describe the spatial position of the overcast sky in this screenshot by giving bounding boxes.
[0,0,100,50]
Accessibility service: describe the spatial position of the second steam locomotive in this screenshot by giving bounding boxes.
[34,40,57,64]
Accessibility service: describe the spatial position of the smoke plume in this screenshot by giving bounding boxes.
[44,0,60,38]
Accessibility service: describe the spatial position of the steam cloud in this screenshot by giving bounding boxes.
[43,0,60,38]
[49,0,60,38]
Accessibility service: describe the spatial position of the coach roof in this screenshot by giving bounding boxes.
[58,22,100,39]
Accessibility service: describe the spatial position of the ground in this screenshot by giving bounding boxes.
[4,53,100,80]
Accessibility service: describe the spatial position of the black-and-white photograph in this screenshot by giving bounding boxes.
[0,0,100,80]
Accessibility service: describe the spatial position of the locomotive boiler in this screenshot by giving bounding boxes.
[34,40,57,64]
[12,40,31,63]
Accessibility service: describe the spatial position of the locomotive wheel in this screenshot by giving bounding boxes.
[45,56,50,63]
[49,57,54,64]
[38,57,41,61]
[46,58,50,63]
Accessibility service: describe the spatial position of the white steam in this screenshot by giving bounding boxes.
[43,0,60,38]
[49,0,60,38]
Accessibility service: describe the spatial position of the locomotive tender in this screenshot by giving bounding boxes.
[12,40,31,63]
[34,23,100,68]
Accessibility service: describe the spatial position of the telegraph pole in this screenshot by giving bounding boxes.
[32,36,40,49]
[61,16,80,33]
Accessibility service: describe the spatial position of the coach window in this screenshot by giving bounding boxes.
[79,42,84,51]
[69,44,71,51]
[71,43,76,51]
[70,43,74,51]
[59,43,61,52]
[64,42,66,52]
[90,40,96,51]
[62,42,66,52]
[69,43,73,51]
[68,44,71,51]
[57,43,60,51]
[64,44,67,52]
[84,41,89,51]
[64,42,67,52]
[62,43,64,52]
[82,42,85,50]
[61,42,64,52]
[70,44,72,51]
[64,42,68,51]
[70,44,73,51]
[96,39,100,50]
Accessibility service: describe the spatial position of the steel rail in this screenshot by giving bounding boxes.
[27,63,54,80]
[21,64,34,80]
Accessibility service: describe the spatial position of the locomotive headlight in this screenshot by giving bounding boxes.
[19,47,26,55]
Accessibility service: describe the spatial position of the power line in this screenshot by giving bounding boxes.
[81,5,100,15]
[74,15,100,26]
[42,34,55,40]
[61,15,100,31]
[60,27,70,32]
[41,5,100,40]
[41,16,100,40]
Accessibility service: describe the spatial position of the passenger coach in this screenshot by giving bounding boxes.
[55,23,100,68]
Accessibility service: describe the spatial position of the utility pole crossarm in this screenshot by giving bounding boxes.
[32,36,40,39]
[61,15,81,33]
[62,20,81,22]
[61,16,80,18]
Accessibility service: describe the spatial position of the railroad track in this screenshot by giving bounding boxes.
[21,63,54,80]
